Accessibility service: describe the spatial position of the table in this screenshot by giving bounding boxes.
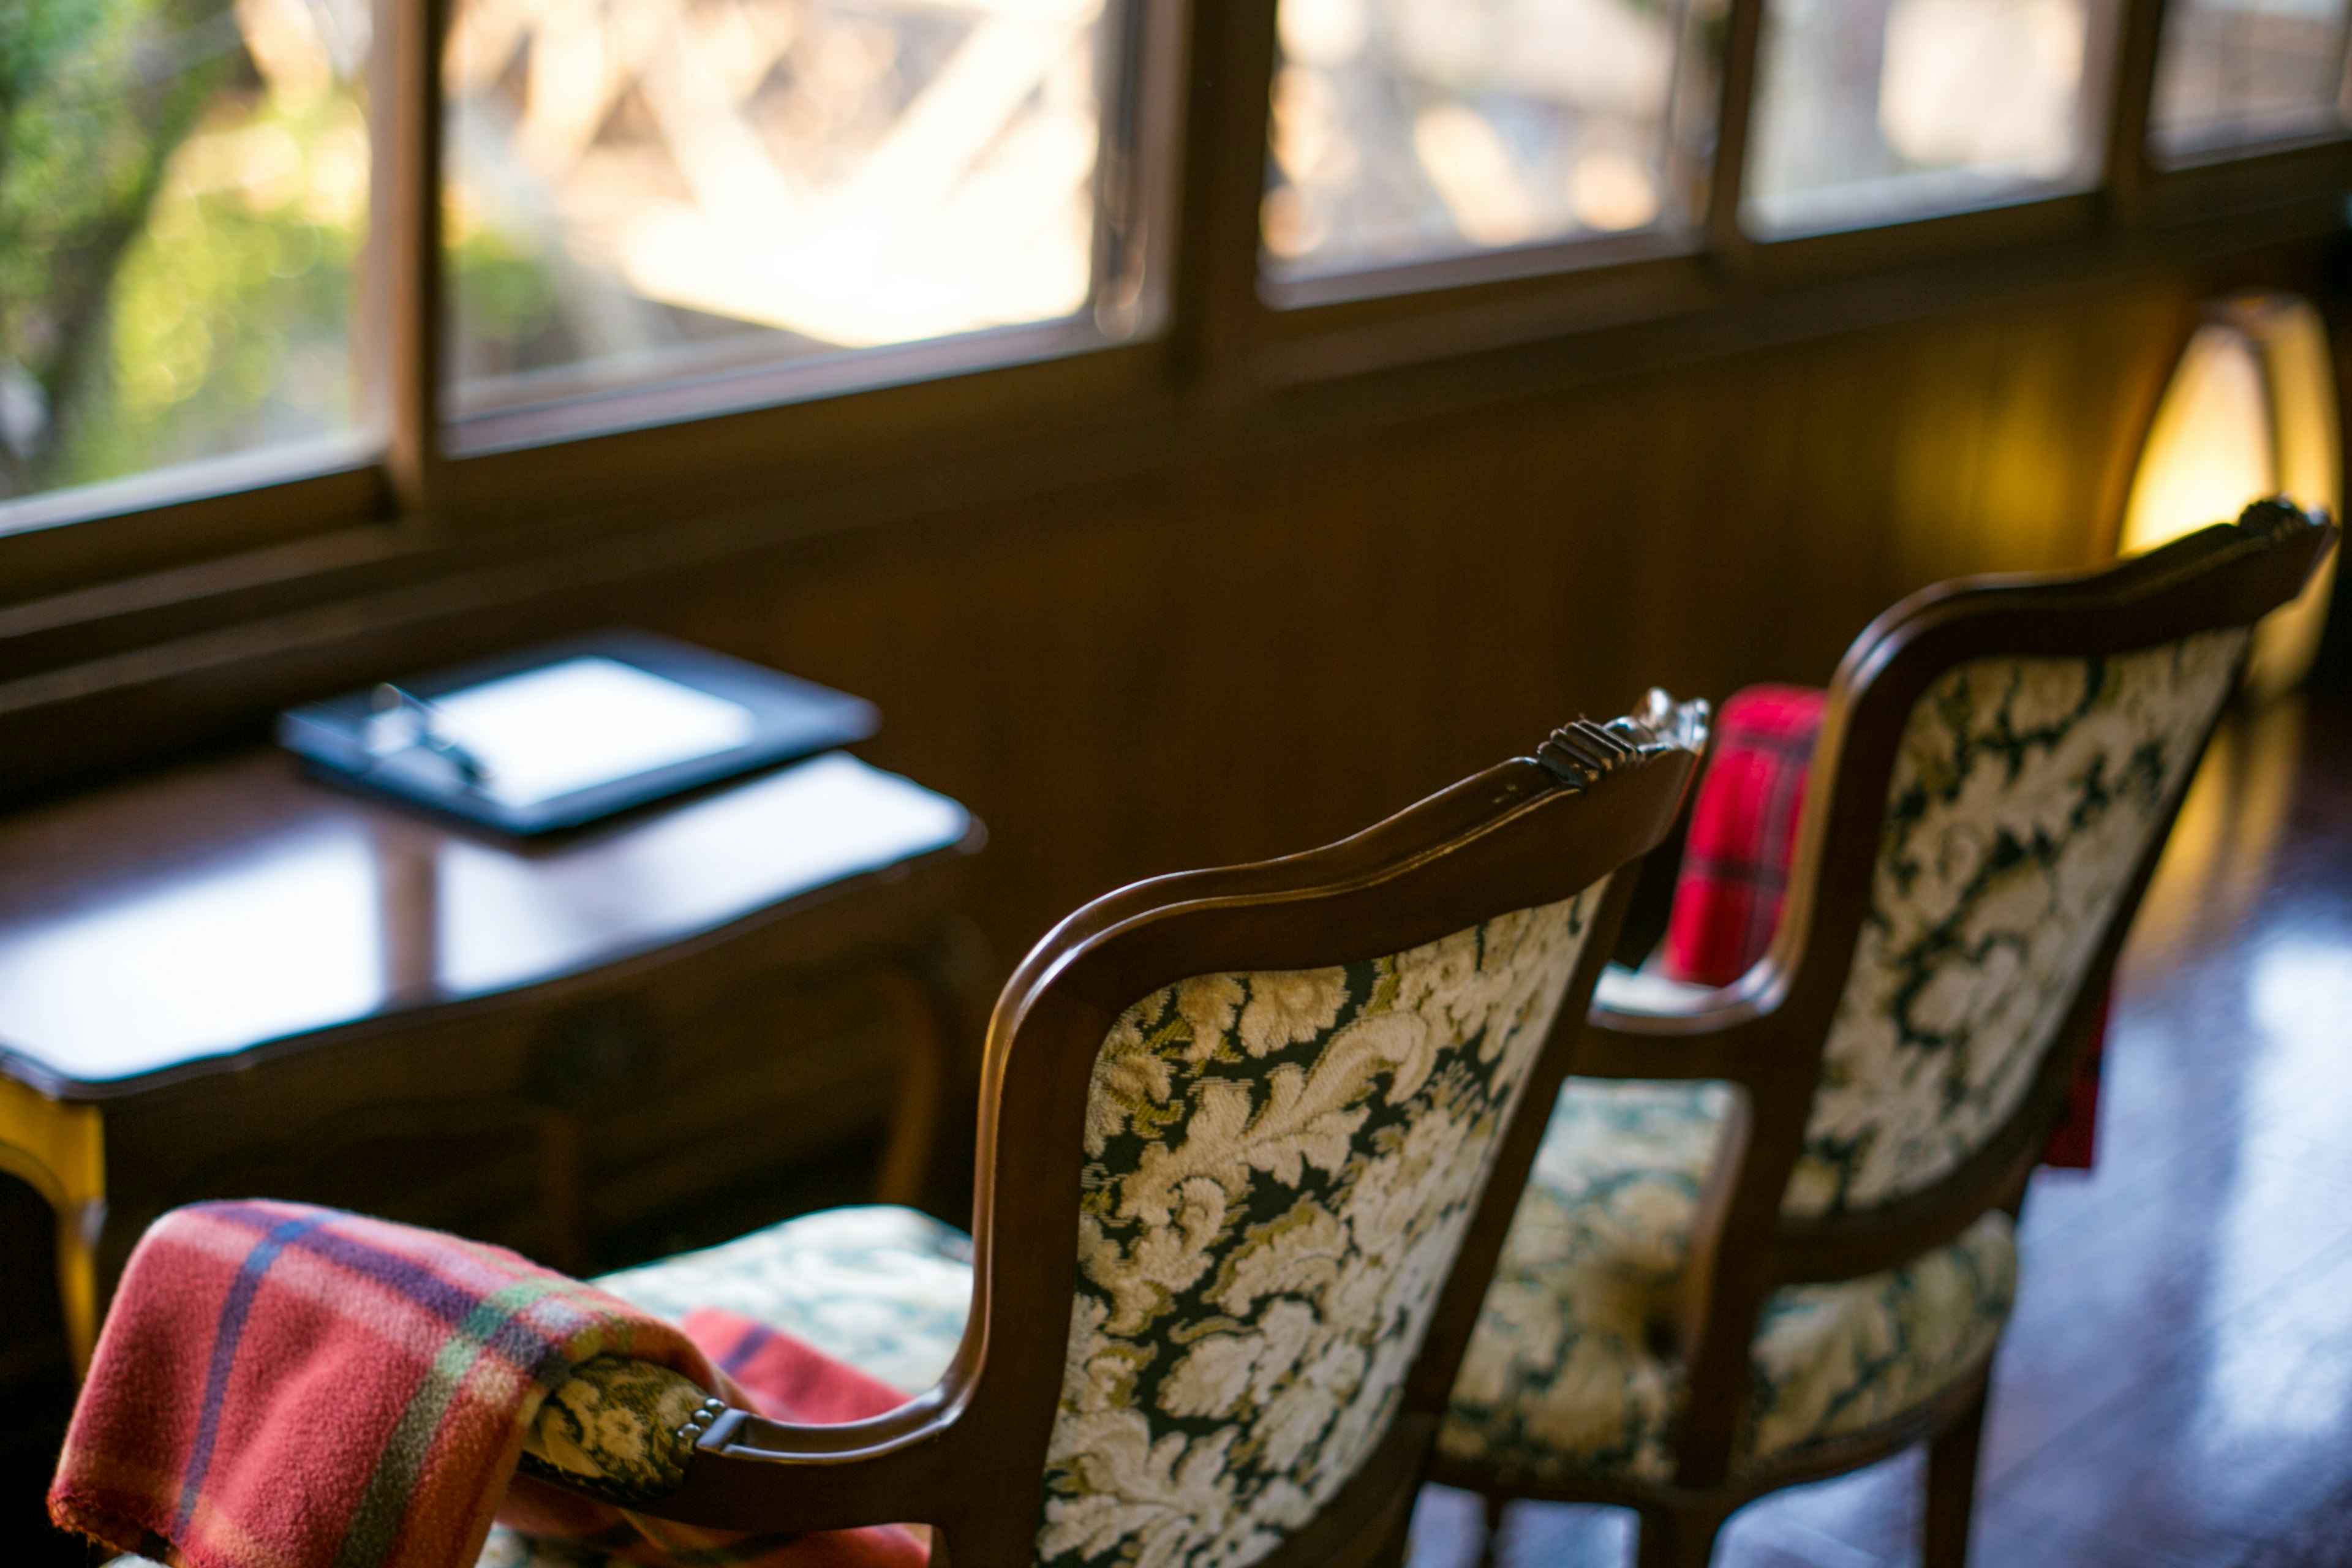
[0,746,982,1371]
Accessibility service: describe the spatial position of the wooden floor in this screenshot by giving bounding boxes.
[7,693,2349,1565]
[1411,690,2352,1568]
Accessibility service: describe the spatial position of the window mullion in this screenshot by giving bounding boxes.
[1704,0,1770,270]
[379,0,451,518]
[2102,0,2171,222]
[1168,0,1284,401]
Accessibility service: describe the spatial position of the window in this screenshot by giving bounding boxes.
[0,0,2345,573]
[0,0,371,505]
[443,0,1142,426]
[1743,0,2118,237]
[2149,0,2352,164]
[1259,0,1721,280]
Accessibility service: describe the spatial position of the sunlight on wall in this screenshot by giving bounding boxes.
[2121,324,2276,551]
[2120,294,2343,699]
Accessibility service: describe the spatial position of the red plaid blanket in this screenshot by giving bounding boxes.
[1659,685,2101,1169]
[50,1200,929,1568]
[1660,685,1827,988]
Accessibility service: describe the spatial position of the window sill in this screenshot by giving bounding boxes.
[0,441,387,610]
[1248,172,2345,394]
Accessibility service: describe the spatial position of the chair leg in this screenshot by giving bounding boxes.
[1368,1493,1417,1568]
[1923,1384,1990,1568]
[1476,1491,1508,1568]
[1634,1504,1722,1568]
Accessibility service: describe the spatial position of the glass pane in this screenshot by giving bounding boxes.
[0,0,369,505]
[1744,0,2116,238]
[445,0,1115,418]
[1259,0,1722,282]
[2150,0,2352,163]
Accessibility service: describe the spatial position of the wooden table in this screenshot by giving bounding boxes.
[0,746,982,1371]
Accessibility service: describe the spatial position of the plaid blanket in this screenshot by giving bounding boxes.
[1660,684,1827,988]
[50,1200,929,1568]
[1659,685,2100,1169]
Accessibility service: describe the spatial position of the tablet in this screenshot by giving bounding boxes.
[277,630,880,834]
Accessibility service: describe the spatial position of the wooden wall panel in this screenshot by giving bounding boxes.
[628,272,2215,979]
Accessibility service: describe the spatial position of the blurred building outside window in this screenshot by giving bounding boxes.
[1259,0,1724,282]
[0,0,371,505]
[443,0,1126,418]
[1743,0,2118,237]
[2149,0,2352,164]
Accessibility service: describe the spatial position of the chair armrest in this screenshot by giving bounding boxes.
[521,1355,718,1505]
[633,1392,962,1532]
[1590,963,1735,1022]
[524,1355,959,1533]
[1576,962,1789,1080]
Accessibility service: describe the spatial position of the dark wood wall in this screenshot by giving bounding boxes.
[625,271,2211,974]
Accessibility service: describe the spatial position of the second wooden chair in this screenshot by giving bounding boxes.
[1431,500,2337,1567]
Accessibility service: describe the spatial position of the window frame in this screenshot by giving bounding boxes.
[0,0,2346,753]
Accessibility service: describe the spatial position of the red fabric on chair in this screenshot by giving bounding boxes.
[50,1199,929,1568]
[1660,685,1828,989]
[688,1311,911,1420]
[2039,992,2109,1170]
[1657,685,2104,1169]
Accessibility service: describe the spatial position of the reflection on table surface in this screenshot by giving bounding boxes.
[0,751,969,1087]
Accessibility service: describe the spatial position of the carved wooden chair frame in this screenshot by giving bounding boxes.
[597,694,1710,1568]
[1428,502,2339,1568]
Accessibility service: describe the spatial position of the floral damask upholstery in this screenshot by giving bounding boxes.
[595,1203,973,1394]
[1039,891,1605,1568]
[1438,1080,2016,1482]
[518,1354,712,1504]
[1787,631,2246,1218]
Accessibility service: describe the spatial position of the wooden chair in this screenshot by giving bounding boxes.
[494,692,1709,1568]
[1429,500,2339,1567]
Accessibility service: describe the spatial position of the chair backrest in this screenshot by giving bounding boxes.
[1042,889,1602,1568]
[664,693,1706,1568]
[1767,500,2337,1233]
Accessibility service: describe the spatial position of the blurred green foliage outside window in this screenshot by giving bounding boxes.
[0,0,368,503]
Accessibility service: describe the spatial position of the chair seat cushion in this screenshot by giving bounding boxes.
[594,1204,976,1396]
[1438,1081,2016,1484]
[474,1206,974,1567]
[505,1204,974,1513]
